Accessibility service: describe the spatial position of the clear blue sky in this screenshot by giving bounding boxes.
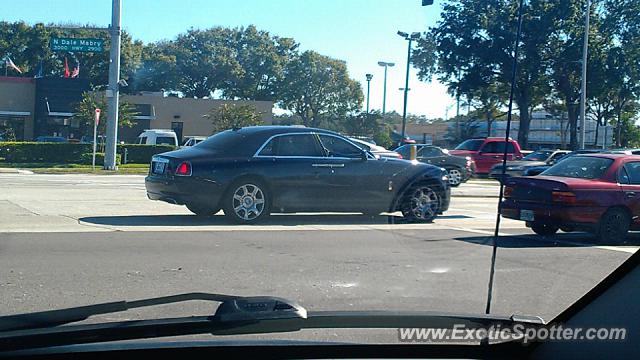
[2,0,455,118]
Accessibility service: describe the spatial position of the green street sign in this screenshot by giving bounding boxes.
[50,37,105,52]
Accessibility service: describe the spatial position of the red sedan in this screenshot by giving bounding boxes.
[500,153,640,242]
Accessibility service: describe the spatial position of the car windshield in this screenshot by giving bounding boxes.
[454,139,484,151]
[2,0,638,349]
[542,156,614,179]
[523,150,553,161]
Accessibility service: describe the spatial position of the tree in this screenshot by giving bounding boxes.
[415,0,563,149]
[445,115,480,144]
[204,104,264,134]
[72,91,137,137]
[168,27,243,98]
[280,50,363,128]
[221,25,298,101]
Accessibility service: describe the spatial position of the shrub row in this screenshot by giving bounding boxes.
[0,142,175,164]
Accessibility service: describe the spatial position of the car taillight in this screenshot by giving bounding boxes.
[503,186,514,198]
[175,161,192,176]
[552,191,576,204]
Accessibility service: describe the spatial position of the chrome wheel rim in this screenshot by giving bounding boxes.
[232,184,265,221]
[408,186,439,220]
[448,169,462,185]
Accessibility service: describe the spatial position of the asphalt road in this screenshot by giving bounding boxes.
[1,174,638,343]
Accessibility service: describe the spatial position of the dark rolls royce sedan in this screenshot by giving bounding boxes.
[145,126,451,224]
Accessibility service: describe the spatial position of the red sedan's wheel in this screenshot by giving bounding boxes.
[531,222,559,237]
[597,208,630,244]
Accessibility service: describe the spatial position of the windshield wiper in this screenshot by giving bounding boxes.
[0,293,544,352]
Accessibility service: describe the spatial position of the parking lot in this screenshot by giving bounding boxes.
[1,173,638,342]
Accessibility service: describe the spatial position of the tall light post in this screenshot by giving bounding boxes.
[397,31,421,140]
[377,61,395,114]
[104,0,122,170]
[365,73,373,114]
[579,0,591,150]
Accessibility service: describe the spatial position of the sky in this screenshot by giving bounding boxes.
[2,0,456,118]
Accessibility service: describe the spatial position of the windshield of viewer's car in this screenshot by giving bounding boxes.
[542,157,614,179]
[1,0,638,348]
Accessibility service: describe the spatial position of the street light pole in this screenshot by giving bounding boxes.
[579,0,590,150]
[377,61,395,114]
[398,31,420,140]
[104,0,122,170]
[365,73,373,114]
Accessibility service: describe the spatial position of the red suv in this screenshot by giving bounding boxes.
[449,137,524,174]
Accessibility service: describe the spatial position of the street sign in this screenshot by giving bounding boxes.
[50,37,105,52]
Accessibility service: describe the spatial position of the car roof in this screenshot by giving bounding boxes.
[232,125,341,137]
[574,153,634,159]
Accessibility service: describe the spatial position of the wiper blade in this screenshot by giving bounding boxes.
[0,293,242,332]
[0,293,543,352]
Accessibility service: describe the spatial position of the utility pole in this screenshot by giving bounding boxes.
[377,61,395,114]
[579,0,590,150]
[398,31,420,140]
[365,73,373,114]
[104,0,122,170]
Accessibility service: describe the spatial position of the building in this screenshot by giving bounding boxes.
[0,76,274,143]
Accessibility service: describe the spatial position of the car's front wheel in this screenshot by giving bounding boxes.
[223,180,270,224]
[400,183,440,223]
[596,208,630,243]
[446,168,463,187]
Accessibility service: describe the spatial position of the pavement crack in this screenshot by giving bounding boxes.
[7,200,40,216]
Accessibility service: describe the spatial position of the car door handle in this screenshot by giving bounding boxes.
[626,192,636,198]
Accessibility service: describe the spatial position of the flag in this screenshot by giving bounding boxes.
[71,62,79,78]
[34,60,44,78]
[63,57,70,78]
[4,56,22,74]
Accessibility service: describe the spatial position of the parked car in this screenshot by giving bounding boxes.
[146,126,450,224]
[348,138,402,159]
[501,153,640,242]
[35,136,67,143]
[449,137,524,175]
[395,144,475,186]
[79,135,107,145]
[489,149,570,179]
[605,148,640,155]
[137,129,179,146]
[522,149,605,176]
[181,136,207,148]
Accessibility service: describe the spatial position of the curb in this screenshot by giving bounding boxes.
[0,168,34,174]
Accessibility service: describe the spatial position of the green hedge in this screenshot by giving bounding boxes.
[118,144,176,164]
[0,142,174,164]
[0,142,92,163]
[80,152,121,166]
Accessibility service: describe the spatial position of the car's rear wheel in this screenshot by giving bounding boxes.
[596,208,630,243]
[531,222,559,236]
[223,180,270,224]
[186,203,220,216]
[400,183,440,223]
[446,168,463,187]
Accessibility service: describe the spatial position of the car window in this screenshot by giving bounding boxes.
[156,136,175,145]
[542,156,614,179]
[481,141,515,154]
[454,139,484,151]
[260,134,323,157]
[623,162,640,185]
[523,150,553,161]
[419,146,442,158]
[318,135,363,158]
[549,152,568,162]
[138,136,147,144]
[619,167,631,184]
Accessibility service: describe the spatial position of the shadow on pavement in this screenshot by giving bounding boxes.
[454,232,640,248]
[79,213,422,227]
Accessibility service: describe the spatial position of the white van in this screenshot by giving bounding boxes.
[137,130,179,146]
